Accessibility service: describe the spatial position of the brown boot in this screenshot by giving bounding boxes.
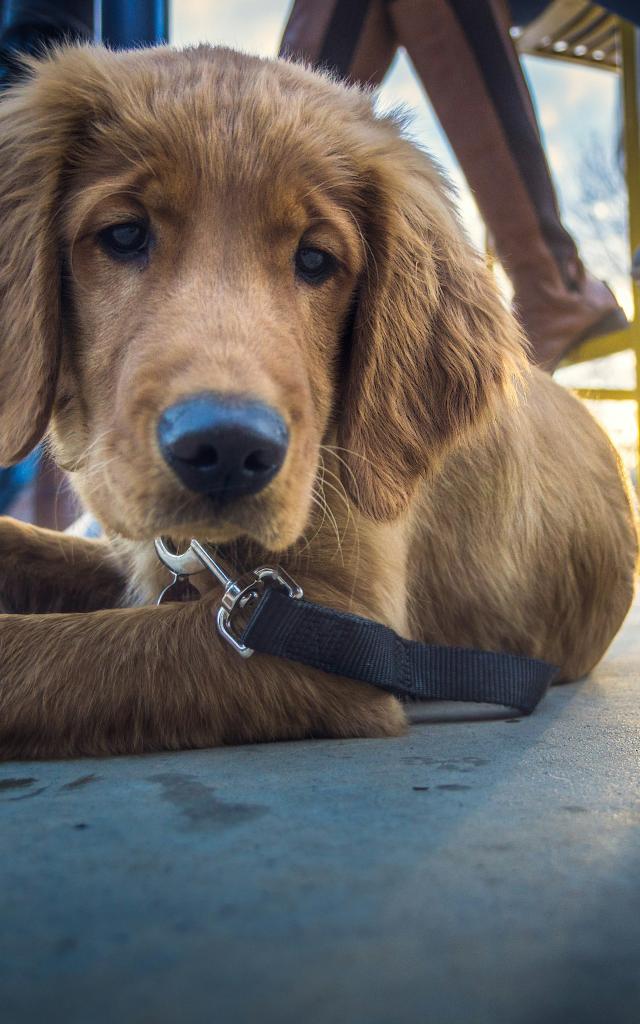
[510,258,627,372]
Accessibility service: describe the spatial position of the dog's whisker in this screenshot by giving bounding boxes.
[319,444,364,502]
[317,472,354,545]
[297,488,331,557]
[321,443,378,473]
[317,460,362,609]
[315,453,345,566]
[62,426,115,472]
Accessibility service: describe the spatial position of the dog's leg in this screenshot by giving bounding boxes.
[0,517,127,614]
[0,588,407,759]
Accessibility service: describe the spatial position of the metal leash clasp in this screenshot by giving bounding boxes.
[154,537,303,658]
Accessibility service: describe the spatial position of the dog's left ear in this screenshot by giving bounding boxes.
[338,131,525,521]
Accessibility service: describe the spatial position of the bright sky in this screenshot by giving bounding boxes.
[170,0,637,470]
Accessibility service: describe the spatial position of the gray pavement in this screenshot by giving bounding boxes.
[2,602,639,1024]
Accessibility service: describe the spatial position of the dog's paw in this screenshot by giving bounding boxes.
[325,689,408,740]
[0,517,29,612]
[0,515,25,545]
[0,517,65,613]
[0,515,33,552]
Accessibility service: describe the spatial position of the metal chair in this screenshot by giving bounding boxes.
[516,2,640,480]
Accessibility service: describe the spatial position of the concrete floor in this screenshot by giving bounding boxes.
[1,605,639,1024]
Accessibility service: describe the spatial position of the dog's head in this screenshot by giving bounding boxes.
[0,45,525,546]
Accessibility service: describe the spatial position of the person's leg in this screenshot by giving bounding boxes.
[279,0,397,88]
[386,0,625,370]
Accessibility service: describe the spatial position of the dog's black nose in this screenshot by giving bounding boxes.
[157,393,289,501]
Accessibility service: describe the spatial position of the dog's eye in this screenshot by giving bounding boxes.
[98,221,150,261]
[295,246,336,285]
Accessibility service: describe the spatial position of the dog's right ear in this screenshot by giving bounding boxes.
[0,67,66,464]
[0,49,113,465]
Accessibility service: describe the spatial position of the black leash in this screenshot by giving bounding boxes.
[241,587,556,714]
[155,538,558,716]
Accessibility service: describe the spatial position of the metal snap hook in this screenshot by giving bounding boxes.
[154,536,303,656]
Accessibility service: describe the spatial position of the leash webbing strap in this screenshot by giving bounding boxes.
[241,588,557,714]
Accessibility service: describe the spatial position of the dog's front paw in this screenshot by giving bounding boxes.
[0,515,25,548]
[324,689,408,740]
[0,517,32,612]
[0,516,80,614]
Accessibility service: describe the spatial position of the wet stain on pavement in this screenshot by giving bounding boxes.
[61,774,100,790]
[5,786,48,801]
[149,773,267,827]
[436,758,488,773]
[0,777,36,791]
[401,757,488,773]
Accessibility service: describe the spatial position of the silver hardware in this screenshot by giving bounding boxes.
[154,537,208,577]
[157,573,201,605]
[155,536,303,657]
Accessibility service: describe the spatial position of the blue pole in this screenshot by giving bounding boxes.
[100,0,169,48]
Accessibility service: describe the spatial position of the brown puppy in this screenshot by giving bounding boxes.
[0,45,636,759]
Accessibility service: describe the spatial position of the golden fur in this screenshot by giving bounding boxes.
[0,45,636,759]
